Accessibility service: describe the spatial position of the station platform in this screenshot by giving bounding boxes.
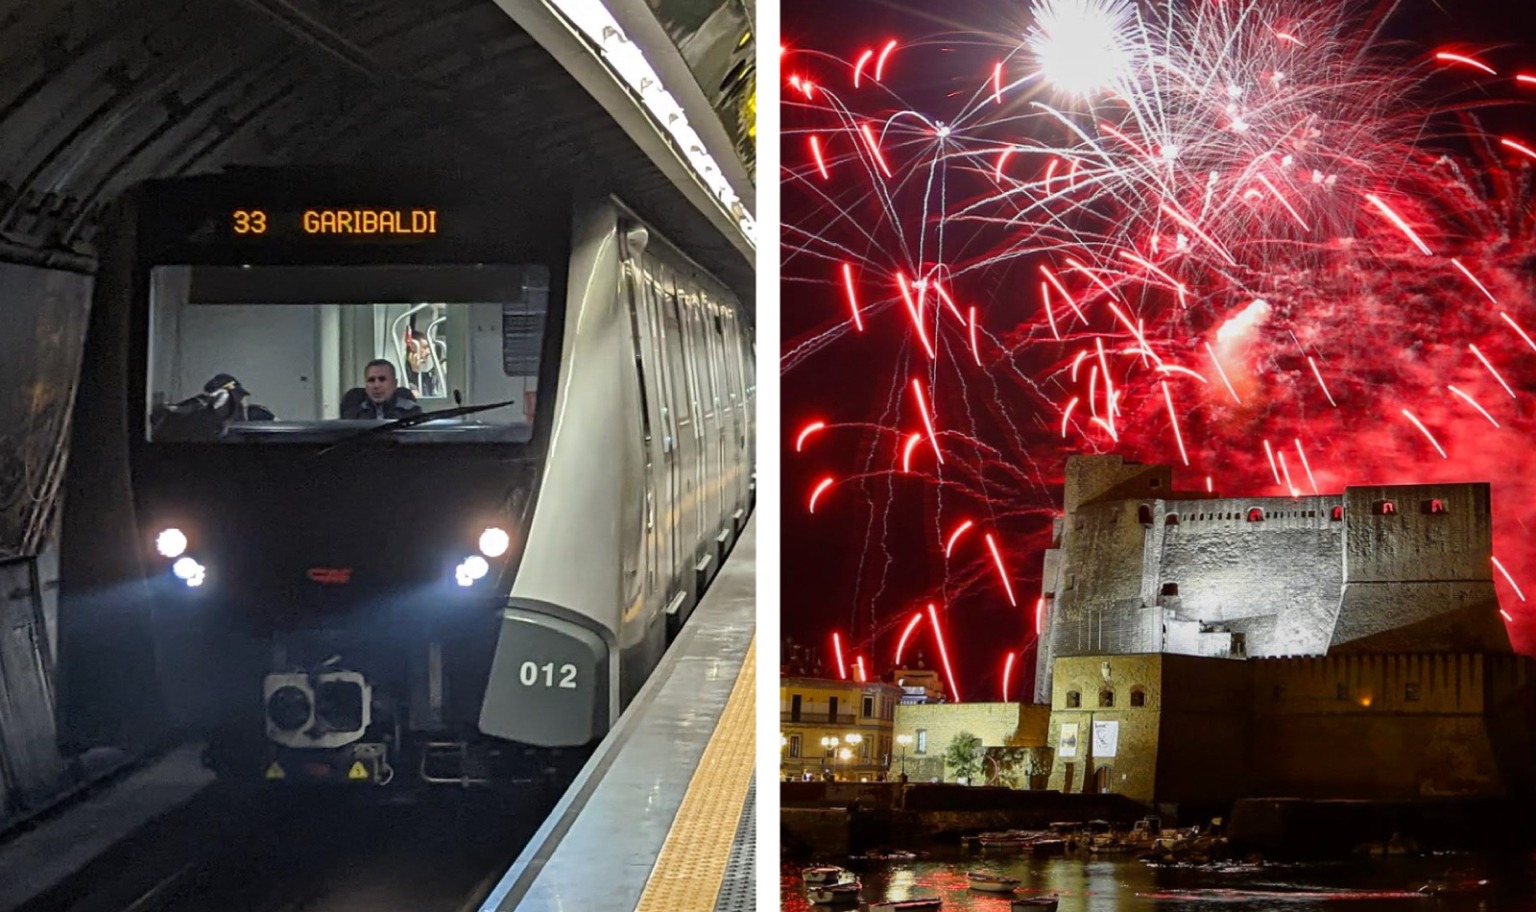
[479,517,757,912]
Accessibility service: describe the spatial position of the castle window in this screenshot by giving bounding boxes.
[1149,477,1162,488]
[1138,504,1153,525]
[1405,682,1421,702]
[1374,500,1397,515]
[1160,582,1179,597]
[1336,683,1349,701]
[1423,499,1447,515]
[1331,505,1344,521]
[1247,508,1264,522]
[1066,691,1081,708]
[1165,514,1180,526]
[1099,689,1115,708]
[1130,688,1146,707]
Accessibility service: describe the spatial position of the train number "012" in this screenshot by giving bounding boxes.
[519,661,578,689]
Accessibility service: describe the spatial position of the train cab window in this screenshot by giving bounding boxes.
[145,264,549,443]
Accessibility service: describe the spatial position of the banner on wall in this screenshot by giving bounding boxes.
[1093,720,1119,758]
[1059,722,1078,758]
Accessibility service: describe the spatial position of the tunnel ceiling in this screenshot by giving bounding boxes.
[0,0,754,308]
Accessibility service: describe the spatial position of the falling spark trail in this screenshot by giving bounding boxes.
[1278,450,1297,496]
[927,603,962,702]
[1435,51,1497,75]
[1039,265,1085,320]
[1159,201,1238,265]
[945,520,974,558]
[832,632,847,680]
[874,39,897,81]
[1502,137,1536,163]
[1034,597,1045,633]
[1256,173,1309,230]
[1493,556,1527,602]
[810,135,830,180]
[1451,258,1498,304]
[1307,356,1339,407]
[995,147,1015,181]
[1060,396,1079,438]
[992,61,1003,103]
[911,379,944,463]
[1206,343,1243,404]
[1040,280,1060,340]
[1401,408,1448,458]
[901,433,922,472]
[1161,381,1190,466]
[852,48,873,87]
[894,612,924,664]
[796,421,825,452]
[1520,73,1536,86]
[809,476,835,512]
[1448,385,1500,427]
[969,306,981,365]
[841,263,864,331]
[1263,439,1282,485]
[855,656,868,682]
[1294,439,1319,494]
[1363,193,1434,255]
[985,532,1018,606]
[860,124,893,178]
[1001,652,1015,702]
[1469,344,1517,398]
[1500,313,1536,353]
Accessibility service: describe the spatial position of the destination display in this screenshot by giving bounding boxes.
[227,207,439,238]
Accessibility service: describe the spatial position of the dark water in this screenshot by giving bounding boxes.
[781,848,1536,911]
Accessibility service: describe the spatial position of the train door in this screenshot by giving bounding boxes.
[642,263,682,606]
[619,247,661,610]
[656,270,696,597]
[664,283,703,572]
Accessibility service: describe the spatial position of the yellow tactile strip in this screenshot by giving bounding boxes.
[634,636,756,912]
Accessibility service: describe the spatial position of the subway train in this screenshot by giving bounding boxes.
[57,166,754,788]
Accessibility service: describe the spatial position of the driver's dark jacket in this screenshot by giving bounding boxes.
[340,387,422,420]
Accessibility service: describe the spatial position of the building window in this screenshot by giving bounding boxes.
[862,694,874,718]
[1165,514,1179,526]
[1099,689,1114,708]
[1424,499,1447,515]
[789,735,801,757]
[1149,477,1162,488]
[1160,582,1179,597]
[1336,683,1349,701]
[1331,505,1344,521]
[1272,683,1285,701]
[1066,691,1081,708]
[1247,507,1264,522]
[1374,500,1397,516]
[1138,504,1153,525]
[1130,688,1146,707]
[1405,682,1421,702]
[915,729,928,754]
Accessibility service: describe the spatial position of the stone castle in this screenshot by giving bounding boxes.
[1034,455,1511,702]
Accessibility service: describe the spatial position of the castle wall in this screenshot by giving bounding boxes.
[1155,496,1343,657]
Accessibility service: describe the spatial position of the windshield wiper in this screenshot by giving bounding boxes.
[315,397,522,456]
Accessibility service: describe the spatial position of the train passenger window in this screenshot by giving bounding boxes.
[144,264,547,443]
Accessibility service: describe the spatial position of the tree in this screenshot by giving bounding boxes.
[944,731,984,784]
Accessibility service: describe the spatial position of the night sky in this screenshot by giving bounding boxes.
[780,0,1536,701]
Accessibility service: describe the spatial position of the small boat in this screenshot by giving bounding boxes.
[1030,839,1067,856]
[869,900,942,912]
[968,871,1021,893]
[807,880,862,904]
[801,866,848,884]
[852,849,917,861]
[1011,897,1060,911]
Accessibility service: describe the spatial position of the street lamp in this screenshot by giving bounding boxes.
[821,735,840,780]
[896,733,913,778]
[844,733,864,781]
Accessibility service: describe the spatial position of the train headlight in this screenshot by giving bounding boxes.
[172,557,202,580]
[454,555,490,587]
[266,685,312,732]
[478,527,510,558]
[156,528,188,558]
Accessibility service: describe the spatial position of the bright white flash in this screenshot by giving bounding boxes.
[1027,0,1136,97]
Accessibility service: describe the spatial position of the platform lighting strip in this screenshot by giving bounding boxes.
[548,0,756,247]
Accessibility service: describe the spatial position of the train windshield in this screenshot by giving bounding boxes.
[145,263,549,444]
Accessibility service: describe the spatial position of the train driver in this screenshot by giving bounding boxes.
[341,359,423,420]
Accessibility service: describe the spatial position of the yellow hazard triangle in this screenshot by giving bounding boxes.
[264,762,285,780]
[347,761,369,781]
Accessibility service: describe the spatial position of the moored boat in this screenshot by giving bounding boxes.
[801,865,848,884]
[870,900,943,912]
[968,871,1022,893]
[1011,896,1060,910]
[807,880,862,905]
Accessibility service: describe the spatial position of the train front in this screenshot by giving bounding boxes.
[117,175,583,789]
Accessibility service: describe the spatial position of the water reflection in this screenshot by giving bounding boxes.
[782,848,1536,911]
